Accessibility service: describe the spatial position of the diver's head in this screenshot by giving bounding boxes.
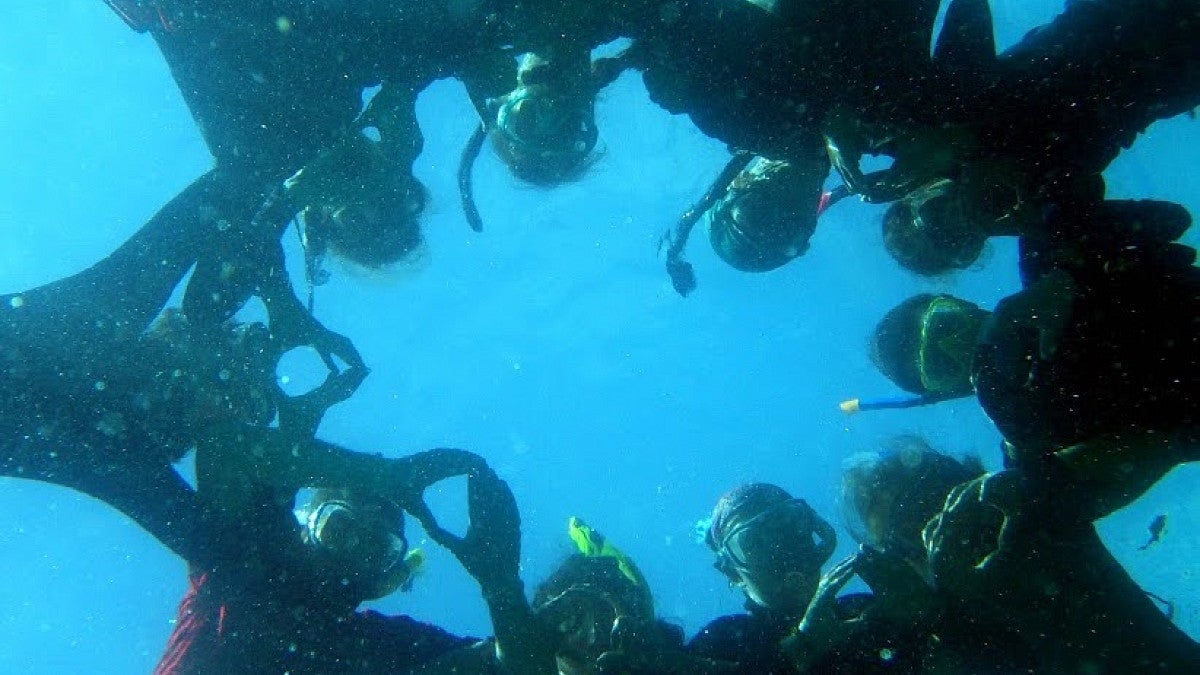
[140,310,278,455]
[492,84,599,186]
[706,483,836,616]
[303,181,426,269]
[533,554,653,674]
[295,489,418,602]
[882,183,988,276]
[841,436,985,572]
[708,158,821,272]
[288,133,426,270]
[870,293,989,400]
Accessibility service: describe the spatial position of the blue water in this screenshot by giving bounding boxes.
[1,2,1196,672]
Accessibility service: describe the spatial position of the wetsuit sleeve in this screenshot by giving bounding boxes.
[194,424,401,514]
[985,0,1200,173]
[458,49,519,123]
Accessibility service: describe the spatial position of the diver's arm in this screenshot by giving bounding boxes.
[592,50,634,90]
[482,578,559,675]
[409,639,505,674]
[197,434,491,522]
[459,50,521,126]
[412,464,559,675]
[180,183,297,329]
[996,269,1075,361]
[1045,428,1195,522]
[357,81,424,163]
[194,426,440,518]
[6,169,247,351]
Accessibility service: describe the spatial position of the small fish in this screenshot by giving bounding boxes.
[1138,514,1167,551]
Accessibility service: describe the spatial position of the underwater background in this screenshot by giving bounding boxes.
[0,1,1196,672]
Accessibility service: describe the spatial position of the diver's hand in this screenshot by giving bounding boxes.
[410,461,522,589]
[781,554,859,670]
[277,363,369,439]
[922,471,1025,603]
[410,462,556,675]
[267,299,368,438]
[385,448,491,520]
[853,547,938,625]
[273,308,367,375]
[665,258,697,297]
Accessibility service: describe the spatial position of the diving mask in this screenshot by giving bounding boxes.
[917,296,985,397]
[299,497,418,598]
[714,498,836,579]
[493,87,598,183]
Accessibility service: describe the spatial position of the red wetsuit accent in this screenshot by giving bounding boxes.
[153,572,224,675]
[816,191,834,216]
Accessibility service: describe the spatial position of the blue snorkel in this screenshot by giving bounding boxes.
[840,392,960,413]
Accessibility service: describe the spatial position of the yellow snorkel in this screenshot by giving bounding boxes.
[567,516,653,610]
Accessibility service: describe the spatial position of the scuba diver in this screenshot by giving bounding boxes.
[862,199,1199,482]
[458,47,631,232]
[821,0,1200,276]
[0,165,502,597]
[154,487,449,675]
[459,0,955,294]
[641,0,990,294]
[155,452,558,675]
[488,50,602,185]
[924,457,1200,672]
[106,0,523,301]
[437,514,736,674]
[782,437,1033,674]
[526,517,680,675]
[660,152,831,296]
[686,483,837,674]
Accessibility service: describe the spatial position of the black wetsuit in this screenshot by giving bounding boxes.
[688,604,798,674]
[150,0,515,184]
[613,0,947,162]
[974,201,1200,460]
[929,469,1200,673]
[686,596,928,675]
[142,0,516,318]
[686,589,1038,674]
